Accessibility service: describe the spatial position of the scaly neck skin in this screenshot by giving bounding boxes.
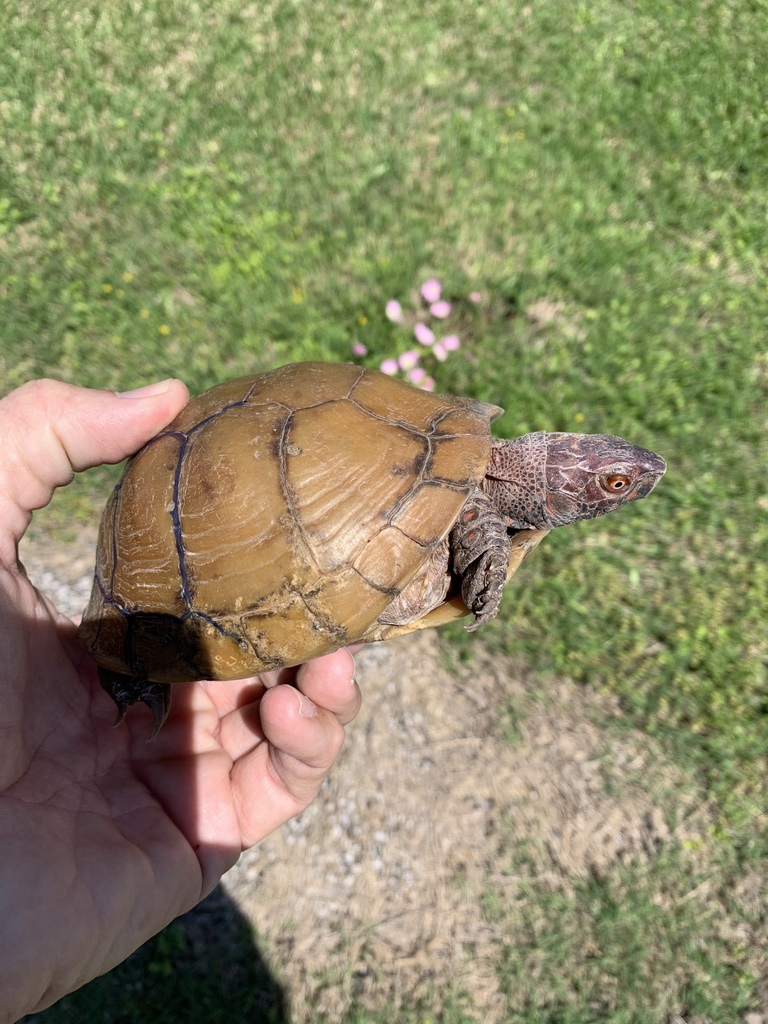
[482,430,667,530]
[481,433,552,530]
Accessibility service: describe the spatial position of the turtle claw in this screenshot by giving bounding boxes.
[98,667,172,739]
[141,683,172,739]
[112,702,128,728]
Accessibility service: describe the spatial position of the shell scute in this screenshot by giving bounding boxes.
[427,434,491,489]
[389,481,470,548]
[287,399,429,572]
[245,360,363,410]
[349,368,460,431]
[171,377,259,434]
[177,402,298,611]
[111,433,185,615]
[352,525,432,592]
[239,592,348,669]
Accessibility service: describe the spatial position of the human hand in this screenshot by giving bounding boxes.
[0,379,361,1021]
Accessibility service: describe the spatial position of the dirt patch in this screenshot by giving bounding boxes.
[20,530,705,1022]
[223,633,703,1021]
[20,525,98,617]
[525,297,587,345]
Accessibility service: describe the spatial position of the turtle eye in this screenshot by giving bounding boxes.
[601,473,632,492]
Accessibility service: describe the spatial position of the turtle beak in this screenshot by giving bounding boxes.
[633,448,667,498]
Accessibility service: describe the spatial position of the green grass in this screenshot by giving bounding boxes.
[496,852,759,1023]
[5,0,768,1020]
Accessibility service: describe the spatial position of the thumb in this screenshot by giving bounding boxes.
[0,377,189,558]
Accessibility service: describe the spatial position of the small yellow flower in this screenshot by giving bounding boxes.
[102,283,113,294]
[574,412,585,423]
[292,287,303,303]
[111,335,122,346]
[139,308,150,318]
[158,324,170,336]
[357,315,368,326]
[122,271,134,284]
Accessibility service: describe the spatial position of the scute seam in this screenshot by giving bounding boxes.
[274,410,325,580]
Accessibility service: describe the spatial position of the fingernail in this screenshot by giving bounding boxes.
[117,379,175,399]
[296,690,317,718]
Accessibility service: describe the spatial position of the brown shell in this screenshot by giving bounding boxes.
[79,362,548,682]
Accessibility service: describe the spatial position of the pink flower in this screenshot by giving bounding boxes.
[420,278,441,303]
[398,349,420,371]
[351,341,368,357]
[429,300,451,318]
[433,342,448,362]
[469,291,482,304]
[442,334,460,351]
[414,322,435,346]
[408,366,426,384]
[421,376,436,392]
[385,299,403,323]
[380,358,399,375]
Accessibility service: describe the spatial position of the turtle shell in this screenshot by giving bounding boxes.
[79,362,547,682]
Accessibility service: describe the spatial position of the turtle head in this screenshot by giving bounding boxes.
[486,431,666,529]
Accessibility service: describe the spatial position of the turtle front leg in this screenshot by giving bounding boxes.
[98,667,172,738]
[451,487,513,631]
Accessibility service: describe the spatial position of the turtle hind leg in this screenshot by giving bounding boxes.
[98,667,172,738]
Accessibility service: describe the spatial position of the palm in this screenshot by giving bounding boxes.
[1,564,299,995]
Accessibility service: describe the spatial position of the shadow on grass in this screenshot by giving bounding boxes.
[23,884,289,1024]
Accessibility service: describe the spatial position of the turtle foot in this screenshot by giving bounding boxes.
[98,668,172,738]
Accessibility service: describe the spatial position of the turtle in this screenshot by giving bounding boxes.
[79,361,666,734]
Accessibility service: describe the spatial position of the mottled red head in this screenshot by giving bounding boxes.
[484,431,667,530]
